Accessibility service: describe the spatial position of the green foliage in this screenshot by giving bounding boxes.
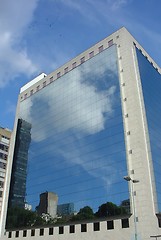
[95,202,127,218]
[6,202,127,229]
[6,207,46,229]
[71,206,95,221]
[56,215,72,224]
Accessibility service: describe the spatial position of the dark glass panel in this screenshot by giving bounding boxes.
[136,48,161,212]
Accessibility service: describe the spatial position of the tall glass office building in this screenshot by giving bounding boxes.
[1,27,161,240]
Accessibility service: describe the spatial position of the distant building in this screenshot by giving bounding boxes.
[8,119,31,208]
[57,203,74,216]
[120,199,130,214]
[0,127,12,215]
[37,192,58,218]
[24,203,32,211]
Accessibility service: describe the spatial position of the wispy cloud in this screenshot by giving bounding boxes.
[0,0,39,88]
[58,0,132,25]
[57,0,161,62]
[59,0,131,12]
[108,0,131,10]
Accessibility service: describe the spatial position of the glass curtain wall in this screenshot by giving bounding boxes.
[136,48,161,212]
[7,45,129,228]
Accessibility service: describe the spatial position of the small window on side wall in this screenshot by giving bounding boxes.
[107,220,114,230]
[64,67,68,74]
[23,230,27,237]
[59,226,64,234]
[81,224,87,232]
[57,72,61,78]
[43,81,46,88]
[89,51,94,58]
[49,227,53,235]
[31,229,35,236]
[98,45,103,53]
[36,85,40,91]
[80,56,85,64]
[30,90,33,95]
[108,39,113,47]
[15,231,19,238]
[72,62,76,69]
[121,218,129,228]
[40,228,44,236]
[50,76,53,83]
[8,232,12,238]
[93,222,100,231]
[69,225,75,233]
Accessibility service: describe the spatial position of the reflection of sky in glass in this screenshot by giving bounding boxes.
[136,48,161,211]
[19,45,128,212]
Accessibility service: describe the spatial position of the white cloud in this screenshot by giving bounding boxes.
[0,0,39,88]
[45,72,115,136]
[22,62,117,142]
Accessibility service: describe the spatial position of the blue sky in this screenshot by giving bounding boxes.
[1,0,161,130]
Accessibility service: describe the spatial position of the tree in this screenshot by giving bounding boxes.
[95,202,127,218]
[6,207,46,229]
[71,206,95,221]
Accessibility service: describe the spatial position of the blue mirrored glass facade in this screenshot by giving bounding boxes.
[136,48,161,212]
[8,45,129,226]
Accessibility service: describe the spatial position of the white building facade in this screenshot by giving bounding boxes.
[1,27,161,240]
[0,128,12,217]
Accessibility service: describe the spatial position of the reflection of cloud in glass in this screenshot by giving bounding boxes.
[20,46,127,209]
[21,59,117,142]
[23,68,117,184]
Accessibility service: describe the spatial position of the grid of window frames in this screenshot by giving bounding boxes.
[8,44,129,229]
[136,48,161,212]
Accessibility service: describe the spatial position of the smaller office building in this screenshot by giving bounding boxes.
[8,119,31,208]
[0,127,12,216]
[57,203,74,216]
[37,192,58,218]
